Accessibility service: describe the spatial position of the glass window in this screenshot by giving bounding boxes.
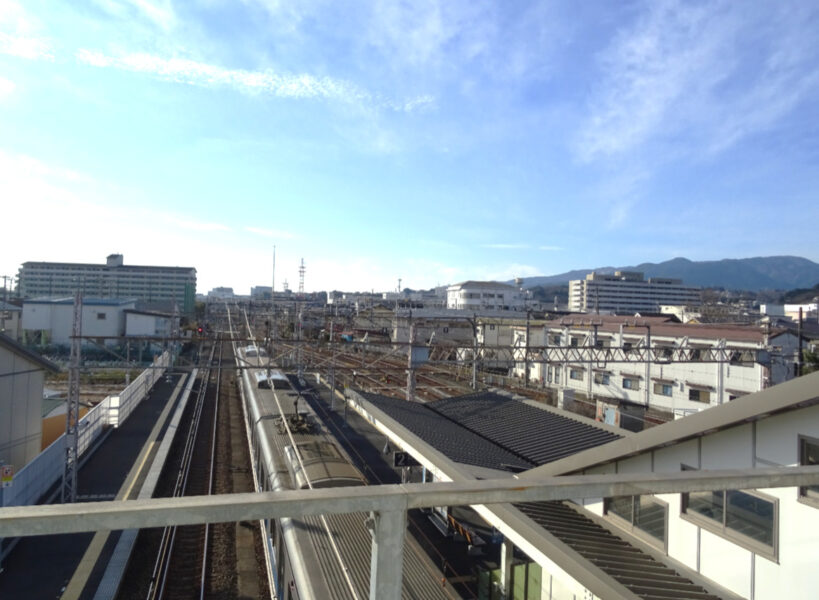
[653,382,672,396]
[689,388,710,403]
[569,368,584,381]
[622,377,639,391]
[594,372,610,385]
[799,436,819,506]
[682,475,777,556]
[605,495,667,548]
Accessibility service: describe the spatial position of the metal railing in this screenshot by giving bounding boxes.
[1,467,818,600]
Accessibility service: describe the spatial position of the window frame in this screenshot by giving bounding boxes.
[604,494,669,552]
[680,465,779,561]
[798,434,819,509]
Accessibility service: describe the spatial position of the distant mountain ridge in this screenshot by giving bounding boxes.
[515,256,819,292]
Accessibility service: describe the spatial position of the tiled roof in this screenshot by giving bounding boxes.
[359,392,533,472]
[517,501,724,600]
[428,392,623,465]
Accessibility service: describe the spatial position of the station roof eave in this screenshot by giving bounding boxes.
[344,391,656,600]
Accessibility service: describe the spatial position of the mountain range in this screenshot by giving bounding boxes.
[516,256,819,292]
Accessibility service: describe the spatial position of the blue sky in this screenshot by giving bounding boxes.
[2,0,818,294]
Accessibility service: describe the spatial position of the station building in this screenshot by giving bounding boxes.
[349,372,819,599]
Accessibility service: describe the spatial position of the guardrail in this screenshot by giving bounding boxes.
[0,351,171,563]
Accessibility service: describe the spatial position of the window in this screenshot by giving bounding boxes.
[570,337,579,347]
[682,474,778,557]
[96,313,107,320]
[551,334,561,345]
[653,382,672,396]
[594,372,610,385]
[605,495,667,549]
[689,389,711,403]
[622,377,639,391]
[799,435,819,507]
[569,368,584,381]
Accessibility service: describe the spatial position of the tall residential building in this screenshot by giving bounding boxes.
[16,254,196,313]
[569,270,700,313]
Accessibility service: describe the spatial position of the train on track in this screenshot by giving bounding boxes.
[235,342,457,600]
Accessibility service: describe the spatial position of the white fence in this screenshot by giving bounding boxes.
[0,351,170,512]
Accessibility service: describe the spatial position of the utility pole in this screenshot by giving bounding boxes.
[62,290,82,503]
[406,318,416,402]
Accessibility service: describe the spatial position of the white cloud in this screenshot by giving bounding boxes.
[0,0,53,60]
[74,49,432,112]
[538,245,562,251]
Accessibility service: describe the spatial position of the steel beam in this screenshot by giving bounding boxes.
[2,467,819,538]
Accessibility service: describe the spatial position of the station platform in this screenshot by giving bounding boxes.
[0,372,189,600]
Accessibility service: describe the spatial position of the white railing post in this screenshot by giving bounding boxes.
[368,506,407,600]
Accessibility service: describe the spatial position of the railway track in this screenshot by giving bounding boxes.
[146,342,219,600]
[119,335,267,600]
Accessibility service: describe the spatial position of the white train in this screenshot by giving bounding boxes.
[235,343,456,600]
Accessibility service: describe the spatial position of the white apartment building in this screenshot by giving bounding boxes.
[446,281,524,311]
[17,254,196,313]
[569,271,701,313]
[511,315,799,417]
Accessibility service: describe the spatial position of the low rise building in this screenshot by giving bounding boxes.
[446,281,524,311]
[0,333,59,469]
[22,297,137,347]
[0,301,23,341]
[569,271,701,314]
[511,315,799,418]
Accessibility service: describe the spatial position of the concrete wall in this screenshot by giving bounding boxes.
[23,301,135,346]
[0,348,45,469]
[580,404,819,600]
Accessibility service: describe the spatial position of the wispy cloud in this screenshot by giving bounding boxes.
[576,1,819,162]
[0,0,53,60]
[244,226,297,240]
[482,243,530,250]
[538,245,563,251]
[74,49,432,112]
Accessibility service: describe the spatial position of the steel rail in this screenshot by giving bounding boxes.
[145,342,216,600]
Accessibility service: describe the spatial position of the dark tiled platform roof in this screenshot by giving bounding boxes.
[517,501,723,600]
[427,392,622,465]
[360,392,532,472]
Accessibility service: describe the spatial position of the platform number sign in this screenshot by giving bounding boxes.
[393,452,420,468]
[1,464,13,488]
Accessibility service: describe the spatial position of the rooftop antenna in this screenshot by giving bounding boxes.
[298,258,305,295]
[398,278,402,293]
[272,245,276,293]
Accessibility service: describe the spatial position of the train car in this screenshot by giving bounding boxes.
[234,341,458,600]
